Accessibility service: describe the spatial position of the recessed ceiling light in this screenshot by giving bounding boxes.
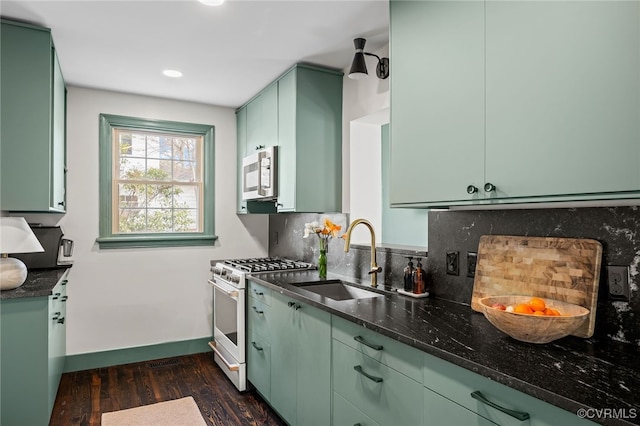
[198,0,225,6]
[162,69,183,78]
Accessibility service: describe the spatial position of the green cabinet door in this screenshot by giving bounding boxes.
[1,273,68,425]
[389,0,485,207]
[276,65,343,213]
[296,299,331,426]
[52,49,67,211]
[276,69,297,211]
[269,292,298,424]
[265,292,332,426]
[247,82,278,151]
[485,0,640,199]
[236,107,248,213]
[0,20,66,212]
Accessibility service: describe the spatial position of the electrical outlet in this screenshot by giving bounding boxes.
[607,265,630,301]
[446,251,459,276]
[467,252,478,278]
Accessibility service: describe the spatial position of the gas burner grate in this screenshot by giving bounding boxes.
[223,257,315,273]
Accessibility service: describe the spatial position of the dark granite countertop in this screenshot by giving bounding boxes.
[248,270,640,426]
[0,266,71,300]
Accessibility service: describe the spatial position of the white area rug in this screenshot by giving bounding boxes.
[101,396,207,426]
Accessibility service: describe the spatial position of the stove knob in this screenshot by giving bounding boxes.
[229,275,240,283]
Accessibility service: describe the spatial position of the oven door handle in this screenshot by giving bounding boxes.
[212,281,239,299]
[208,341,240,371]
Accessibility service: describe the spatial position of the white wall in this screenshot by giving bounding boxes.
[342,44,390,243]
[57,87,268,355]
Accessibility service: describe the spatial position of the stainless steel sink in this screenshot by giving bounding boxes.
[293,280,383,301]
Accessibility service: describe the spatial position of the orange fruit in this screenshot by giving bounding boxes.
[528,297,546,312]
[544,308,560,316]
[533,311,545,316]
[514,304,534,314]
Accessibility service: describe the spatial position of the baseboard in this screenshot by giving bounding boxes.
[64,337,212,372]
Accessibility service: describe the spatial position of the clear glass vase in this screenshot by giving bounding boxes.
[318,238,328,279]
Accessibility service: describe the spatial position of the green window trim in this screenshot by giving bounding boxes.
[98,114,217,249]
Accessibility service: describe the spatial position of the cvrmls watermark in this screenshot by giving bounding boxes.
[577,408,637,420]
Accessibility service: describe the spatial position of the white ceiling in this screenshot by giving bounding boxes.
[1,0,389,108]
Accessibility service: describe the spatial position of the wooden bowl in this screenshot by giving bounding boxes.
[479,295,590,344]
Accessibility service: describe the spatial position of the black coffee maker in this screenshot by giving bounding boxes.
[11,225,74,269]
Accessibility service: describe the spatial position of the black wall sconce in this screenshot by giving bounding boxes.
[348,37,389,80]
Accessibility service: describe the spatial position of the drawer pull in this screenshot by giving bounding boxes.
[470,391,530,421]
[252,306,264,314]
[52,293,61,300]
[57,317,65,324]
[61,280,68,286]
[288,301,295,307]
[354,335,383,351]
[253,289,264,296]
[61,296,68,302]
[353,365,383,383]
[251,341,264,351]
[52,312,61,320]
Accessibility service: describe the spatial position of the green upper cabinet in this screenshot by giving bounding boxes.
[276,65,343,213]
[236,107,248,213]
[1,19,67,212]
[389,0,640,208]
[389,0,485,207]
[235,63,343,214]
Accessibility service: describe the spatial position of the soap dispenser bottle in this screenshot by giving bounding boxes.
[413,257,427,294]
[403,256,415,292]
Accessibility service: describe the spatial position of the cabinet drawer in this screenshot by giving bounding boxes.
[425,386,497,426]
[247,333,271,401]
[333,340,423,426]
[423,353,595,426]
[333,391,381,426]
[248,280,272,306]
[247,299,271,341]
[332,315,422,380]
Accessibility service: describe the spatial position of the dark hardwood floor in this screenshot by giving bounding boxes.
[50,352,285,426]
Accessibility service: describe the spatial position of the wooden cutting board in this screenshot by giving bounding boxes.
[471,235,602,338]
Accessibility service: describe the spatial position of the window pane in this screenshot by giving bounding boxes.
[147,184,174,208]
[147,208,173,232]
[130,133,146,157]
[146,159,172,180]
[173,161,197,182]
[119,132,132,156]
[174,185,198,209]
[119,158,146,180]
[118,183,145,208]
[173,138,197,162]
[118,208,147,233]
[174,209,198,232]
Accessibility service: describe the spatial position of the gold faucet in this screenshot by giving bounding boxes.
[343,218,382,287]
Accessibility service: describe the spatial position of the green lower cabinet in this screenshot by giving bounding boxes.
[423,353,596,426]
[424,387,497,426]
[1,274,68,425]
[333,391,381,426]
[247,333,271,401]
[268,292,331,426]
[332,339,423,426]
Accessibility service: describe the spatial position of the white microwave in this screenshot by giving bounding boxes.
[242,146,277,200]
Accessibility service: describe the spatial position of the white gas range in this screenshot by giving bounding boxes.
[208,257,315,391]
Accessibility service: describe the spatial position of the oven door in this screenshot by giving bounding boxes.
[211,278,245,364]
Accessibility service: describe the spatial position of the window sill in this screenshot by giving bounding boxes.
[96,234,218,249]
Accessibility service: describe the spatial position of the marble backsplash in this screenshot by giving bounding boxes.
[269,206,639,345]
[427,206,640,346]
[268,213,427,291]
